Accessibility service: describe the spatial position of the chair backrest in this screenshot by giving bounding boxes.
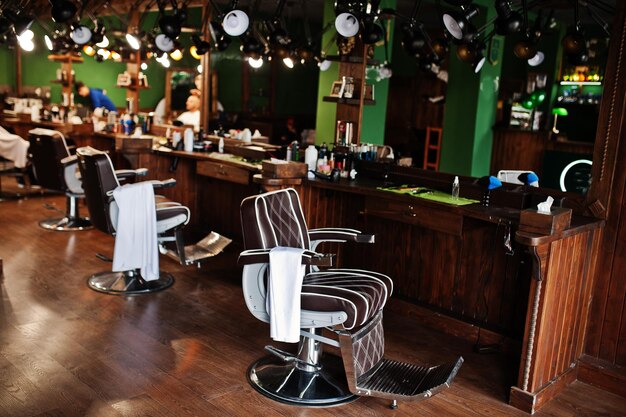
[28,129,70,191]
[240,188,310,251]
[76,146,120,234]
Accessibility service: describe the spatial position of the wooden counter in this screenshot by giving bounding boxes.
[300,175,601,414]
[43,128,604,413]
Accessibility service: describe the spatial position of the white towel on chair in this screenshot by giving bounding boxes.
[0,125,29,168]
[267,246,305,343]
[112,182,159,281]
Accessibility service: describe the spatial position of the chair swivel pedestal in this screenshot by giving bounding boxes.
[39,191,92,231]
[87,269,174,295]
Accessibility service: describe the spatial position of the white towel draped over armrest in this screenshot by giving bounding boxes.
[267,246,306,343]
[112,182,159,281]
[0,125,29,168]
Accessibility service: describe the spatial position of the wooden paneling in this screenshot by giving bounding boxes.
[490,129,546,174]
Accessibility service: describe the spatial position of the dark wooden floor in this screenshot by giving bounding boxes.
[1,179,626,417]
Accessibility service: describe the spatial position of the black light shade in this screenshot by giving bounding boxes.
[513,35,537,60]
[50,0,77,23]
[567,49,589,65]
[562,29,586,55]
[4,10,34,36]
[402,26,425,55]
[494,0,522,35]
[361,15,383,45]
[209,21,231,51]
[456,42,476,62]
[192,35,210,55]
[240,35,264,59]
[443,5,479,40]
[159,15,182,39]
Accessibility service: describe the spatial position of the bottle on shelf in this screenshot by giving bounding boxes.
[452,176,460,200]
[305,144,318,171]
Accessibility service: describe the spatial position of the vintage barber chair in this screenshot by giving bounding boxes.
[76,146,192,295]
[28,128,92,230]
[239,188,463,408]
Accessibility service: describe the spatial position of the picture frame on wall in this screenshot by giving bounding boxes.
[364,84,375,101]
[329,81,344,98]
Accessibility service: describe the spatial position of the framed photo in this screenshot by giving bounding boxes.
[364,84,375,101]
[117,72,131,87]
[330,81,344,98]
[489,35,503,65]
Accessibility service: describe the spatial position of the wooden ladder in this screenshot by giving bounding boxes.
[423,127,443,171]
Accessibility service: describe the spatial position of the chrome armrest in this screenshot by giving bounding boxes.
[308,228,375,244]
[238,248,334,267]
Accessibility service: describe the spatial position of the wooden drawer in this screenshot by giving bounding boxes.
[365,197,463,236]
[196,161,251,185]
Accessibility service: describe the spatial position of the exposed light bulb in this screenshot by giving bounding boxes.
[82,45,96,56]
[96,35,109,48]
[190,45,201,60]
[197,64,203,73]
[318,60,331,71]
[282,57,294,69]
[44,34,53,51]
[17,30,35,51]
[248,57,263,68]
[125,33,140,50]
[170,48,183,61]
[110,51,121,61]
[140,62,148,70]
[97,49,111,60]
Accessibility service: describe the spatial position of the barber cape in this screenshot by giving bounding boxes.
[267,247,306,343]
[112,181,159,281]
[0,125,29,168]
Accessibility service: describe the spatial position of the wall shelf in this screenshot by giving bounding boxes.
[323,96,375,105]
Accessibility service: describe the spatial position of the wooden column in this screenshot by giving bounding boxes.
[16,48,22,96]
[200,0,211,129]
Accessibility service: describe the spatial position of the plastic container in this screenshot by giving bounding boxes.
[452,176,460,200]
[184,128,194,152]
[305,145,318,171]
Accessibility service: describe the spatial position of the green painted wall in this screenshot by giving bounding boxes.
[314,0,340,144]
[0,47,15,89]
[315,0,395,145]
[440,4,503,177]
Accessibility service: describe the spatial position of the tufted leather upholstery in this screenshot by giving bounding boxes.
[240,189,392,330]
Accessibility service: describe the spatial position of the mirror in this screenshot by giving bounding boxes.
[165,68,201,120]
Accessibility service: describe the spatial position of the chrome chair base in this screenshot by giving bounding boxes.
[87,270,174,295]
[39,216,93,231]
[248,354,358,407]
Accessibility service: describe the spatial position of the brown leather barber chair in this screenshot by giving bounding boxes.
[239,188,463,408]
[28,128,92,231]
[76,146,191,295]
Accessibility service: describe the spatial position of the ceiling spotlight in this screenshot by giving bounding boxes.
[494,0,522,35]
[527,51,544,66]
[141,62,148,70]
[4,11,34,37]
[472,51,486,73]
[402,24,426,56]
[513,35,537,59]
[335,12,359,38]
[209,21,231,51]
[159,15,182,39]
[297,45,315,63]
[190,35,210,59]
[443,4,479,40]
[361,15,383,44]
[96,35,109,48]
[70,25,92,45]
[125,32,141,50]
[50,0,77,23]
[82,45,96,56]
[248,56,264,68]
[170,46,183,61]
[241,35,264,59]
[283,56,294,69]
[197,64,203,73]
[44,34,54,50]
[17,30,35,51]
[155,33,174,52]
[223,8,249,37]
[562,29,586,56]
[97,48,111,60]
[156,52,171,68]
[110,50,121,61]
[318,58,331,71]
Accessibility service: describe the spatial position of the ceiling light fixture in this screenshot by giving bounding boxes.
[49,0,77,23]
[443,3,479,40]
[248,56,264,68]
[494,0,522,35]
[71,25,92,45]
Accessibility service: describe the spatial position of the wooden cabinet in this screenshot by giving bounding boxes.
[196,160,251,185]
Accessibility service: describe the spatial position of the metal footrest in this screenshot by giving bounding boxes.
[338,311,463,403]
[87,270,174,295]
[356,357,463,400]
[39,216,93,231]
[164,231,232,266]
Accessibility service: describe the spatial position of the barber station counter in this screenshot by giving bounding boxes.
[300,173,602,413]
[64,130,602,413]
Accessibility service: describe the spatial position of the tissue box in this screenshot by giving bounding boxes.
[519,207,572,235]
